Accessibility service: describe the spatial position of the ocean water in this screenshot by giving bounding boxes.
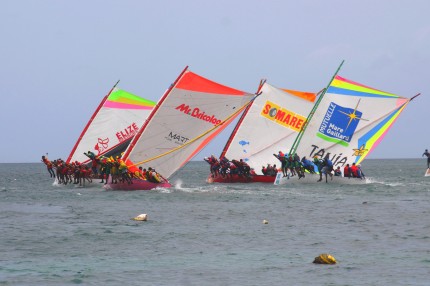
[0,159,429,286]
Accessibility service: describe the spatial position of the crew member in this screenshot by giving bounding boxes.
[423,149,430,168]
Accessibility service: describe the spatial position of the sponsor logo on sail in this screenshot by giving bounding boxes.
[116,123,139,142]
[306,143,369,168]
[317,101,364,146]
[260,100,305,132]
[352,144,368,156]
[94,138,109,155]
[166,131,190,145]
[175,104,222,126]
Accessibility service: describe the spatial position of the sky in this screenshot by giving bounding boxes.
[1,0,429,163]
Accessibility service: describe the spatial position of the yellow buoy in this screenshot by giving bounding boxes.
[133,214,148,221]
[313,253,337,264]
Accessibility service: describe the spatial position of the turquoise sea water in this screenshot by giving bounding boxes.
[1,159,429,286]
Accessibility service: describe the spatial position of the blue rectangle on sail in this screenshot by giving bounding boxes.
[318,102,362,143]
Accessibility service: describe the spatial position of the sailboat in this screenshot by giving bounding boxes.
[275,61,420,185]
[66,81,156,165]
[105,66,256,191]
[207,80,320,183]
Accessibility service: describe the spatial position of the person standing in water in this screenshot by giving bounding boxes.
[423,149,430,168]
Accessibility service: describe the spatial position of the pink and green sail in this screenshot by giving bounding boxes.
[104,89,156,110]
[67,88,156,164]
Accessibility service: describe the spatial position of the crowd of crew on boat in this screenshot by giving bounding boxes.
[42,147,368,187]
[204,150,366,182]
[41,151,165,186]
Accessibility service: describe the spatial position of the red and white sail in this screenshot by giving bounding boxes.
[122,67,255,179]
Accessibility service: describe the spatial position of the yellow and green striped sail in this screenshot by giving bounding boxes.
[294,75,412,167]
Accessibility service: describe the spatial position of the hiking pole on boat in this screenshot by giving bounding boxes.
[288,60,344,157]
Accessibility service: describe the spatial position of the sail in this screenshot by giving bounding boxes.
[123,67,255,179]
[67,88,156,164]
[293,75,413,166]
[220,82,317,174]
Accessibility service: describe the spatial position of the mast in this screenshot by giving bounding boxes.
[410,93,421,101]
[219,79,266,159]
[288,60,344,156]
[66,80,120,163]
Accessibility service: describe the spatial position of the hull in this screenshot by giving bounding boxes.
[52,177,95,188]
[425,168,430,177]
[274,172,368,185]
[103,178,172,191]
[207,174,276,183]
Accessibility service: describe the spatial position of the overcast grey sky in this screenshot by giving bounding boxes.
[1,0,429,163]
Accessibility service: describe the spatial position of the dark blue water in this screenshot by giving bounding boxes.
[1,160,429,285]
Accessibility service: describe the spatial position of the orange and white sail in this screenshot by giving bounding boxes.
[122,67,255,179]
[220,81,318,174]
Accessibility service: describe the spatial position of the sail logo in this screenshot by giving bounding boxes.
[261,100,305,132]
[352,144,368,156]
[166,131,190,145]
[238,140,250,155]
[317,102,363,146]
[94,138,109,155]
[175,104,221,126]
[116,123,139,142]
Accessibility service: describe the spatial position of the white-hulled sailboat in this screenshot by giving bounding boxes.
[275,61,420,185]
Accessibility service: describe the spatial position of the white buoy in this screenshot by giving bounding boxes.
[133,213,148,221]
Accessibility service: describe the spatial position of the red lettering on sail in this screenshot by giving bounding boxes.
[175,104,222,126]
[116,122,140,142]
